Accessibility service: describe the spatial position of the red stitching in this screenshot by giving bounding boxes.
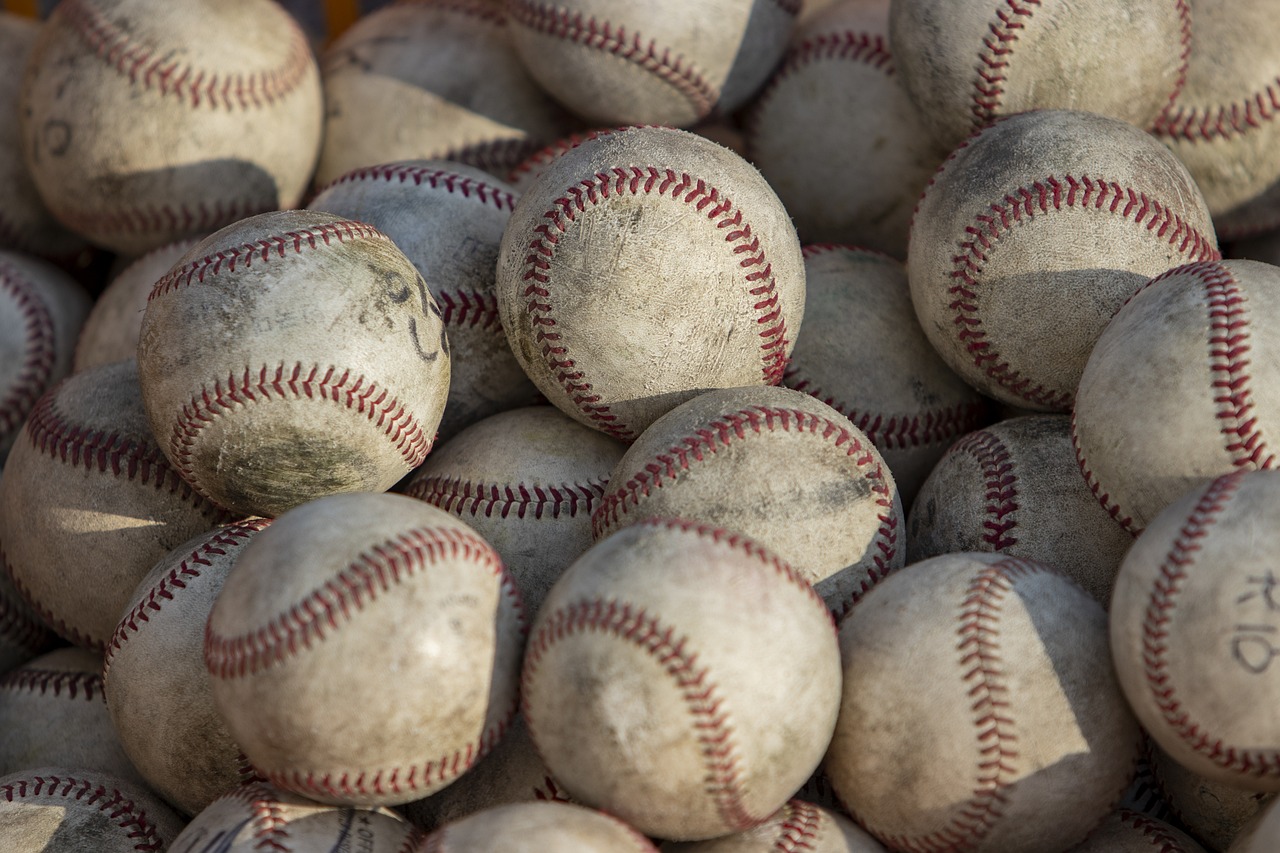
[0,772,169,852]
[878,557,1046,852]
[1,544,102,651]
[219,783,292,851]
[507,128,625,187]
[102,519,270,681]
[57,0,312,110]
[0,258,56,440]
[952,429,1019,550]
[149,220,388,300]
[1071,409,1137,535]
[317,163,518,212]
[52,198,276,244]
[1157,0,1194,128]
[948,174,1219,408]
[1116,809,1196,852]
[397,0,507,26]
[784,370,986,452]
[405,476,609,521]
[507,1,718,120]
[969,0,1041,129]
[436,288,502,331]
[523,168,791,441]
[0,665,102,702]
[1141,472,1280,781]
[774,800,822,852]
[437,137,549,177]
[170,363,432,495]
[591,406,898,601]
[0,574,54,659]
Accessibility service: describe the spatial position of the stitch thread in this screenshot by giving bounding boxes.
[435,288,502,331]
[398,0,507,26]
[952,430,1019,550]
[219,783,292,851]
[1116,809,1197,852]
[970,1,1041,128]
[438,137,549,177]
[317,163,517,212]
[507,128,624,187]
[57,0,312,110]
[52,198,276,246]
[0,771,169,852]
[0,259,56,440]
[507,2,718,120]
[591,406,898,601]
[774,800,822,852]
[406,476,609,521]
[1071,410,1136,535]
[0,574,53,658]
[523,167,790,441]
[1,545,102,651]
[0,665,102,702]
[949,174,1218,408]
[1141,472,1280,781]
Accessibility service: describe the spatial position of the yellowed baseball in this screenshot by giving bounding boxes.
[418,801,657,852]
[661,799,887,852]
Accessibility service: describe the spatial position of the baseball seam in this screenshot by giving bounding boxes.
[436,288,502,331]
[523,167,790,441]
[591,406,898,602]
[969,0,1041,129]
[952,429,1019,550]
[1071,409,1137,535]
[149,220,388,299]
[1142,472,1280,780]
[1,545,102,651]
[398,0,506,27]
[102,520,269,681]
[406,476,609,521]
[1117,809,1194,853]
[437,137,549,177]
[58,0,313,110]
[949,174,1219,409]
[51,197,276,243]
[0,259,56,440]
[0,666,102,702]
[204,525,523,799]
[507,128,621,188]
[775,799,822,852]
[0,577,52,657]
[317,163,518,212]
[223,783,292,849]
[507,1,718,120]
[1153,32,1280,140]
[0,772,169,852]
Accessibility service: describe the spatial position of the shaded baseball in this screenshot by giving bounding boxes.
[1073,260,1280,535]
[20,0,322,255]
[310,161,536,440]
[404,406,625,617]
[827,553,1142,852]
[495,124,805,441]
[907,415,1133,605]
[0,569,55,676]
[888,0,1190,151]
[1149,742,1275,852]
[1110,470,1280,793]
[137,210,450,518]
[1230,800,1280,853]
[523,517,841,840]
[662,799,886,852]
[204,493,526,807]
[1069,810,1207,853]
[593,385,903,613]
[909,109,1218,412]
[417,801,657,852]
[783,245,985,506]
[104,519,270,817]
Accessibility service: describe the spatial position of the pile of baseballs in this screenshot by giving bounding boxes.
[1,0,1279,851]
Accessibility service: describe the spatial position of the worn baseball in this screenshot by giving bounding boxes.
[1231,800,1280,853]
[1118,746,1177,826]
[593,385,902,612]
[20,0,322,256]
[827,553,1142,852]
[1152,0,1280,217]
[504,0,798,126]
[783,245,985,505]
[908,415,1134,605]
[661,799,887,852]
[309,161,536,441]
[523,517,841,840]
[404,406,625,617]
[418,801,657,852]
[316,0,572,187]
[0,250,90,461]
[0,14,89,263]
[0,360,231,649]
[103,520,270,817]
[1073,260,1280,535]
[0,570,54,676]
[0,648,141,785]
[137,210,451,518]
[746,0,944,258]
[169,782,420,853]
[0,767,184,852]
[495,124,805,441]
[73,238,199,373]
[887,0,1190,152]
[909,109,1219,412]
[1110,470,1280,793]
[1070,810,1207,853]
[204,493,526,807]
[1150,742,1275,852]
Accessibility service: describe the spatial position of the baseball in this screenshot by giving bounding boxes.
[1231,800,1280,853]
[137,209,451,518]
[0,569,54,675]
[783,245,985,505]
[1070,810,1207,853]
[887,0,1190,152]
[1110,470,1280,792]
[661,799,887,852]
[593,385,903,613]
[522,517,841,840]
[309,161,536,441]
[103,519,270,816]
[20,0,322,255]
[1073,259,1280,534]
[1149,742,1275,852]
[496,124,806,441]
[403,406,625,617]
[909,109,1218,412]
[204,492,526,807]
[827,552,1141,852]
[419,801,657,852]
